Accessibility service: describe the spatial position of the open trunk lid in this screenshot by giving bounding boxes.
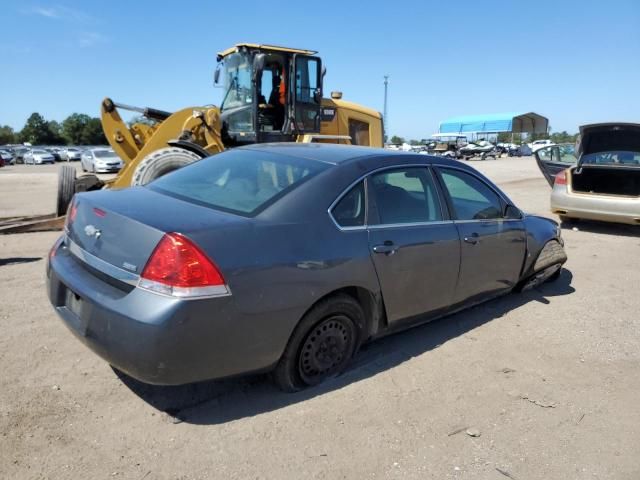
[66,187,248,277]
[577,123,640,165]
[570,123,640,197]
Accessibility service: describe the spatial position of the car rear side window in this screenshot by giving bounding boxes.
[331,181,365,227]
[370,167,442,225]
[148,149,329,216]
[439,168,503,220]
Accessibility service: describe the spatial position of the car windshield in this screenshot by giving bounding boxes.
[581,150,640,166]
[220,52,253,111]
[149,149,329,216]
[94,150,117,158]
[33,149,47,154]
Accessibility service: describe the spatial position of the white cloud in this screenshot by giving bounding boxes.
[23,4,93,23]
[29,6,59,18]
[78,32,108,48]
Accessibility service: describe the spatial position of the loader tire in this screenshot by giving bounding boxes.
[57,164,76,217]
[131,147,202,186]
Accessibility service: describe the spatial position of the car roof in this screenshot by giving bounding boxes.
[237,143,461,167]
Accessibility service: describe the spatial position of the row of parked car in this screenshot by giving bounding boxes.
[385,138,553,160]
[0,145,123,173]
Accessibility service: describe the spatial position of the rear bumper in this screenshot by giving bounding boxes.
[551,185,640,225]
[46,237,283,385]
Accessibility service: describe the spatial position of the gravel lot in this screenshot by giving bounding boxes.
[1,157,639,479]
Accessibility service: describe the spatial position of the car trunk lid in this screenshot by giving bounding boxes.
[577,123,640,165]
[66,187,248,278]
[570,123,640,197]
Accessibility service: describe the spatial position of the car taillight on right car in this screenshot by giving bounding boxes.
[138,232,229,299]
[64,198,78,232]
[554,170,567,186]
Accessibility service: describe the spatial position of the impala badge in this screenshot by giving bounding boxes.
[84,224,101,239]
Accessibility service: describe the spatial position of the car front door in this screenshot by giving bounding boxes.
[435,166,527,304]
[535,144,578,186]
[366,166,460,324]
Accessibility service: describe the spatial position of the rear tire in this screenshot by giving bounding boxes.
[57,164,76,217]
[272,294,364,392]
[131,147,202,186]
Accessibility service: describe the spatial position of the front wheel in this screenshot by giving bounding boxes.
[514,240,567,292]
[272,294,363,392]
[57,164,76,216]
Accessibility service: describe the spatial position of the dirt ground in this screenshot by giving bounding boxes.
[1,157,639,479]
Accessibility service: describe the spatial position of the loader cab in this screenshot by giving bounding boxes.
[215,44,323,146]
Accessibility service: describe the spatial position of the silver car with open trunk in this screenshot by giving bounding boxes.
[536,123,640,225]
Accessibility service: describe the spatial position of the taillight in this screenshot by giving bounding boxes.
[138,233,229,298]
[554,170,567,186]
[64,198,78,230]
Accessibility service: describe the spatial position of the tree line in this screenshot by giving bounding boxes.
[0,112,107,146]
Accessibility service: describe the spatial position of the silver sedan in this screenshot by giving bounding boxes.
[23,149,55,165]
[536,123,640,225]
[81,149,123,173]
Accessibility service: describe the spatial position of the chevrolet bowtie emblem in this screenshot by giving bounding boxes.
[84,224,101,239]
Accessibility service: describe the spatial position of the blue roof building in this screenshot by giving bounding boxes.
[439,112,548,135]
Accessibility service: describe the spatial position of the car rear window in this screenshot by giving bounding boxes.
[581,151,640,166]
[148,149,329,216]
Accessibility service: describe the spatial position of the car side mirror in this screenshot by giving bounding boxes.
[213,64,221,85]
[504,204,522,219]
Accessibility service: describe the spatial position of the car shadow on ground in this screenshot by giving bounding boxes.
[116,270,575,425]
[561,219,640,238]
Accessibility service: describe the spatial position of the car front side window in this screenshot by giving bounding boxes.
[439,168,503,221]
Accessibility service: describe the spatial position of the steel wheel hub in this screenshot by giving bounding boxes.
[299,316,351,383]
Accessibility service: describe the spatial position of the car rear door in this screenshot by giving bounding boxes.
[366,166,460,324]
[535,144,577,186]
[434,166,526,304]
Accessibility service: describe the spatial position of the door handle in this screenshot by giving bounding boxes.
[463,232,480,245]
[372,241,398,255]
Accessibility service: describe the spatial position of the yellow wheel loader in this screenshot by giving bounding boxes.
[56,43,384,215]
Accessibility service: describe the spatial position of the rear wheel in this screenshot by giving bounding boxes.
[272,294,363,392]
[57,164,76,217]
[131,147,202,186]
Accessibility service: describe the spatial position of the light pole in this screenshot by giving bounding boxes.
[383,75,389,143]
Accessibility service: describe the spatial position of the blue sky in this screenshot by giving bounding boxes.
[1,0,638,139]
